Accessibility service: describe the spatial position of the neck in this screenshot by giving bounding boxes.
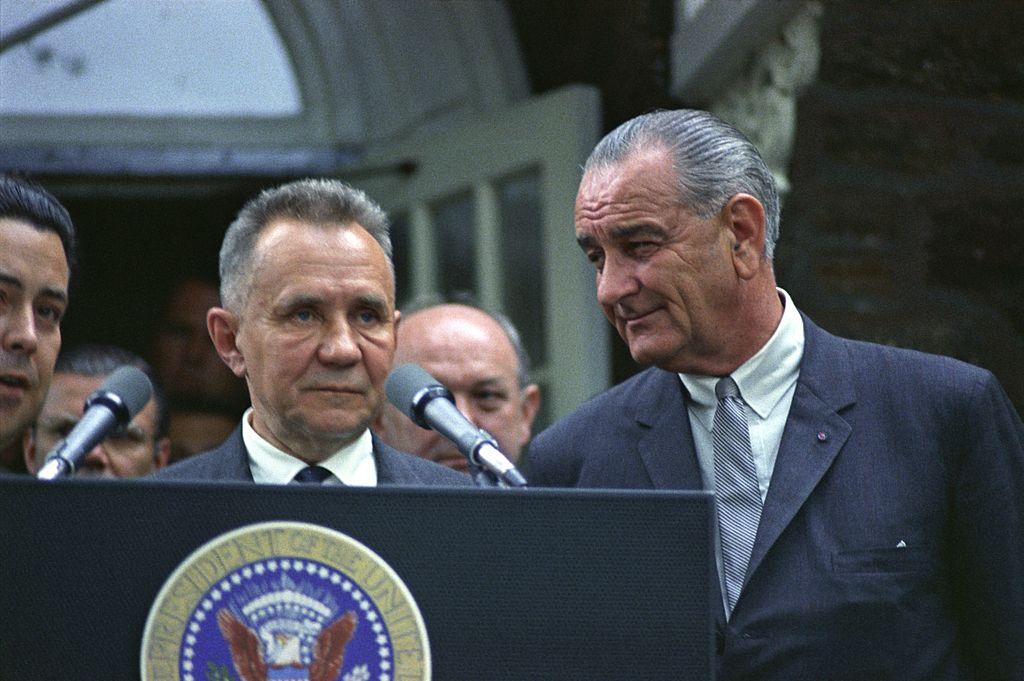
[249,410,363,465]
[0,441,28,474]
[670,277,784,377]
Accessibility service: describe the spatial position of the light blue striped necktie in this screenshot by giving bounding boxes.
[712,376,763,615]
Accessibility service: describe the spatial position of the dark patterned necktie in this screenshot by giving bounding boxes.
[291,465,332,484]
[712,377,763,615]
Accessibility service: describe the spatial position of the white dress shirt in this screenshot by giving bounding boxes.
[679,288,805,611]
[241,408,378,486]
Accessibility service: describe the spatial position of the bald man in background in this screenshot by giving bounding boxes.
[376,299,540,471]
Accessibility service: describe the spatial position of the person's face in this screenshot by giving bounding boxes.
[24,372,166,478]
[574,147,743,375]
[378,305,540,471]
[0,218,68,451]
[211,220,398,462]
[152,278,244,404]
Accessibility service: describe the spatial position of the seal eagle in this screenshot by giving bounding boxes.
[216,608,357,681]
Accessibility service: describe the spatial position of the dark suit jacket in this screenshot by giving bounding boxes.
[153,427,472,487]
[528,314,1024,681]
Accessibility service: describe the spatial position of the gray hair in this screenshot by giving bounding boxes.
[400,292,532,389]
[53,344,168,442]
[219,178,393,312]
[585,109,780,259]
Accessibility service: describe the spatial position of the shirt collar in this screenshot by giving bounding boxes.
[241,408,377,485]
[679,288,804,428]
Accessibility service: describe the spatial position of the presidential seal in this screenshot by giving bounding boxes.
[141,521,430,681]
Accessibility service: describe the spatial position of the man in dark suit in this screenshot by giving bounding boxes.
[155,179,468,487]
[0,174,76,475]
[527,110,1023,680]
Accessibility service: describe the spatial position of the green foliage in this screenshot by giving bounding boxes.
[205,661,235,681]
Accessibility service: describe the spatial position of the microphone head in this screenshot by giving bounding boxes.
[88,365,153,424]
[385,363,451,426]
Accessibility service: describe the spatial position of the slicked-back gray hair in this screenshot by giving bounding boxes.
[585,109,781,259]
[400,292,533,389]
[219,178,393,312]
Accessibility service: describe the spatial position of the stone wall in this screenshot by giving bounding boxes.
[780,0,1024,408]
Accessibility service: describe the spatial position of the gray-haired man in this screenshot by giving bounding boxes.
[155,178,469,487]
[527,109,1023,680]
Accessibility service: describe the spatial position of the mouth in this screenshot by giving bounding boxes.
[0,374,31,392]
[308,385,365,394]
[621,307,662,329]
[439,455,470,472]
[425,447,469,471]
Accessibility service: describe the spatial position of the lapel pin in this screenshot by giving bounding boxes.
[816,431,828,442]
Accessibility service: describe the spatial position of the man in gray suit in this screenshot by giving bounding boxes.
[527,110,1023,679]
[155,179,468,487]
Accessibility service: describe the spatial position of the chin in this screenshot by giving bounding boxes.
[313,416,373,443]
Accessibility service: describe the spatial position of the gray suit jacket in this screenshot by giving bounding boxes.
[153,427,472,487]
[527,313,1024,681]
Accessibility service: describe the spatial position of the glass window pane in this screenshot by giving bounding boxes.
[432,192,477,296]
[498,170,546,365]
[0,0,300,117]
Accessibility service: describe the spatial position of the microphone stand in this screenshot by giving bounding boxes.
[464,429,528,488]
[468,462,505,488]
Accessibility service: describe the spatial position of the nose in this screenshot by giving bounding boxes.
[453,393,480,427]
[81,443,109,473]
[595,252,640,308]
[2,303,39,355]
[318,319,362,367]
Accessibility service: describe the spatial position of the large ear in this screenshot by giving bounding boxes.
[22,428,38,475]
[207,307,247,378]
[723,193,767,280]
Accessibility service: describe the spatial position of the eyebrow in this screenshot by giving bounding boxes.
[0,271,22,290]
[279,294,324,310]
[576,224,667,249]
[472,377,509,390]
[38,414,78,431]
[0,270,68,304]
[354,293,389,312]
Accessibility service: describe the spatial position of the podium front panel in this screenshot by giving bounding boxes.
[0,478,713,680]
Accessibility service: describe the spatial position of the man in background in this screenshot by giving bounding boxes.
[376,296,540,471]
[155,179,469,487]
[23,344,170,478]
[150,275,247,462]
[0,174,76,475]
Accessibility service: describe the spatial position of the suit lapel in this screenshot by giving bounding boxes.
[220,428,256,481]
[633,370,727,627]
[372,433,411,485]
[634,369,704,490]
[744,316,856,583]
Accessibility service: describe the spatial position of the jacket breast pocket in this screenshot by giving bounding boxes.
[832,546,933,575]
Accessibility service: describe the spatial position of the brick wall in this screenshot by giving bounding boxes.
[781,0,1024,408]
